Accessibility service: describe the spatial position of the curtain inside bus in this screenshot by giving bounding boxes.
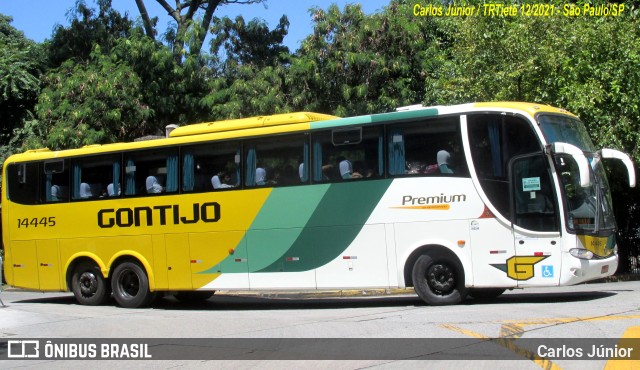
[313,139,323,182]
[125,159,135,195]
[246,147,256,186]
[72,164,82,199]
[182,153,194,191]
[300,141,310,182]
[166,154,178,192]
[112,161,120,196]
[388,129,405,175]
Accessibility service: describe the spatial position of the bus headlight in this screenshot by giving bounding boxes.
[570,248,594,260]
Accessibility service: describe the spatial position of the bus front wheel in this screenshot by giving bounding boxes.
[71,261,110,306]
[111,261,154,308]
[412,253,467,306]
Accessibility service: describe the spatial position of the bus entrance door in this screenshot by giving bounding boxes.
[510,154,561,286]
[512,229,561,286]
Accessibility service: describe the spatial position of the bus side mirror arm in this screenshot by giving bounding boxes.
[600,148,636,188]
[545,142,591,187]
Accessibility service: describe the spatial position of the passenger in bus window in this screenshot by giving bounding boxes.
[146,176,164,193]
[211,172,234,189]
[437,150,454,174]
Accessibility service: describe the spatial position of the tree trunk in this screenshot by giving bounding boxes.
[135,0,156,38]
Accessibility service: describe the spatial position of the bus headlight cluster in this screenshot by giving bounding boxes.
[570,248,594,260]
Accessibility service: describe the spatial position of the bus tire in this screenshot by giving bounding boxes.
[174,291,215,302]
[111,261,153,308]
[71,261,110,306]
[412,253,467,306]
[468,288,506,300]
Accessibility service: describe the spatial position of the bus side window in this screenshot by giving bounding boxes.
[6,162,40,205]
[387,118,467,178]
[71,155,120,200]
[467,114,542,219]
[312,127,382,183]
[124,149,178,196]
[245,134,308,188]
[43,159,69,203]
[181,141,240,193]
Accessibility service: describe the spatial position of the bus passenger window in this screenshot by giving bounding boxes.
[387,118,467,177]
[182,141,240,193]
[6,162,41,205]
[71,155,120,200]
[124,149,178,196]
[43,159,70,203]
[467,114,541,219]
[245,134,308,188]
[312,127,382,183]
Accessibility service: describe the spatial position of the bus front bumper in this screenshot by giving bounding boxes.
[560,252,618,285]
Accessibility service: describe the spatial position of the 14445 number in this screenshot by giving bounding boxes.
[17,217,56,228]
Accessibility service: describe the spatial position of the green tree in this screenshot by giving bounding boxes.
[46,0,134,67]
[201,15,291,118]
[289,2,443,116]
[135,0,267,61]
[109,32,211,128]
[0,14,45,162]
[31,52,152,150]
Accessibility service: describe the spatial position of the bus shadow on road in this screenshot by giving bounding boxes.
[6,289,617,309]
[149,289,617,311]
[464,290,617,305]
[152,294,425,311]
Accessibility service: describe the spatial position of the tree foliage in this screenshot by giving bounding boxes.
[0,15,45,162]
[31,52,152,150]
[135,0,267,60]
[200,15,291,118]
[289,2,444,116]
[47,0,134,67]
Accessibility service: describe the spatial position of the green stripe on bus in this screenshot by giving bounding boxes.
[256,179,392,272]
[244,185,330,272]
[309,108,439,130]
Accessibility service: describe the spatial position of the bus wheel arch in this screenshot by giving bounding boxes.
[405,245,468,306]
[110,257,156,308]
[68,258,111,306]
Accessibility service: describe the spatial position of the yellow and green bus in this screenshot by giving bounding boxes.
[2,102,635,308]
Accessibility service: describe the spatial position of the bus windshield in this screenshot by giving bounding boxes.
[539,115,616,234]
[538,114,596,152]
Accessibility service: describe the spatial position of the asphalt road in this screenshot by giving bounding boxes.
[1,281,639,369]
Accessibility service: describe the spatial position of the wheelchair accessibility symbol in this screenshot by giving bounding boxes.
[542,265,554,278]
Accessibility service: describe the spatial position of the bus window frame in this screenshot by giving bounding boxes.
[44,159,65,174]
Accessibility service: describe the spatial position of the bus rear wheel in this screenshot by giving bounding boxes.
[412,253,467,306]
[111,261,154,308]
[71,261,110,306]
